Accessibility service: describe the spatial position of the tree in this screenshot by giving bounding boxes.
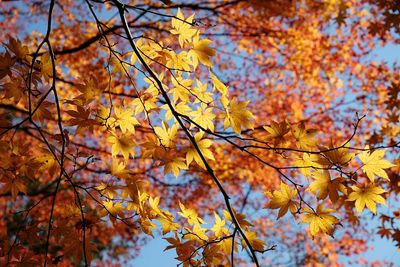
[0,0,399,266]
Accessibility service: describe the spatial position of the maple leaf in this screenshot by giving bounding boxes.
[131,86,159,114]
[193,79,213,103]
[1,178,27,200]
[163,156,188,177]
[140,217,157,237]
[178,201,205,225]
[0,51,14,79]
[223,210,252,231]
[110,55,126,74]
[100,200,125,218]
[37,150,58,177]
[114,107,140,134]
[170,76,193,102]
[110,159,132,179]
[358,146,395,182]
[209,71,228,96]
[2,77,25,102]
[66,105,97,133]
[377,226,392,239]
[263,120,290,146]
[319,146,354,167]
[302,204,339,237]
[185,131,214,169]
[188,34,216,69]
[266,182,299,219]
[154,121,178,148]
[164,235,197,263]
[108,134,136,161]
[224,97,255,134]
[32,100,52,124]
[170,8,197,47]
[218,238,236,255]
[347,184,386,214]
[141,133,162,158]
[75,75,105,105]
[203,245,225,266]
[158,217,180,235]
[39,53,53,81]
[6,36,29,60]
[294,153,322,177]
[150,144,188,177]
[187,224,209,242]
[166,50,192,72]
[211,213,229,237]
[241,230,265,252]
[162,102,191,121]
[96,182,119,199]
[308,170,346,203]
[291,122,317,150]
[133,39,163,66]
[190,103,216,132]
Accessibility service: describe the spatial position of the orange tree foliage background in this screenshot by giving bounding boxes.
[0,0,399,266]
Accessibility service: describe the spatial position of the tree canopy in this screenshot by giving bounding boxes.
[0,0,399,266]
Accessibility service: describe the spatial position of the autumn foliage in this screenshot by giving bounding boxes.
[0,0,399,266]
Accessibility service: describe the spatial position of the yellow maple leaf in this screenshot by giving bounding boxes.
[193,79,213,103]
[37,149,58,176]
[40,53,53,82]
[3,78,25,102]
[291,122,317,150]
[265,182,299,219]
[224,97,254,134]
[110,159,132,179]
[347,184,386,214]
[319,145,354,167]
[223,210,252,231]
[110,55,126,74]
[358,146,395,182]
[75,75,104,105]
[100,200,125,219]
[158,217,180,235]
[131,86,159,114]
[170,8,197,48]
[308,170,346,203]
[108,134,135,161]
[162,102,191,121]
[263,120,290,146]
[165,50,191,73]
[241,230,265,252]
[130,38,161,66]
[302,204,339,237]
[178,201,205,225]
[188,34,216,69]
[163,156,188,177]
[190,103,216,132]
[209,71,228,96]
[114,107,139,134]
[33,101,52,124]
[154,121,178,148]
[170,76,193,102]
[185,131,214,169]
[211,213,229,237]
[294,153,322,177]
[187,224,209,242]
